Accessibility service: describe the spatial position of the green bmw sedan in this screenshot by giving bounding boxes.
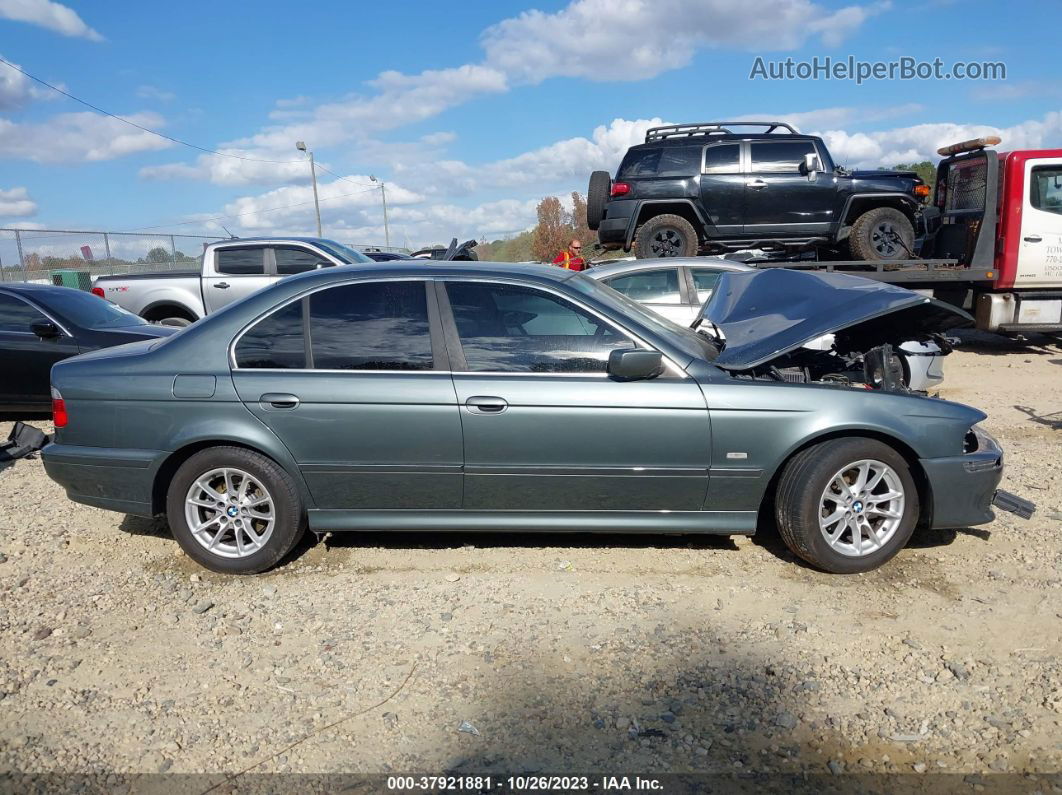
[41,262,1032,574]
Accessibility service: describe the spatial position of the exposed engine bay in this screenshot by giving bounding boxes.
[728,342,912,392]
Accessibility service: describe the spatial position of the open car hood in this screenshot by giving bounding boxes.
[700,269,973,370]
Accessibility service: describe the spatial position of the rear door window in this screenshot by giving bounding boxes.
[750,140,817,174]
[274,246,331,275]
[308,281,433,371]
[215,247,266,275]
[603,269,682,303]
[703,143,741,174]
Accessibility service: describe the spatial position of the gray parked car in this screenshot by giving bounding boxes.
[41,262,1030,575]
[586,257,949,391]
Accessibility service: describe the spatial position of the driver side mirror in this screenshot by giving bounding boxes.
[799,152,822,176]
[608,349,663,381]
[30,320,61,339]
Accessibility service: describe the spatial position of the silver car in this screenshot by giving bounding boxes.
[587,257,947,391]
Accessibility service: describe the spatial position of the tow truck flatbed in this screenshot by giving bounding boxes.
[750,258,997,284]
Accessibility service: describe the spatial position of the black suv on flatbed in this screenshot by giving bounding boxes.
[587,122,932,260]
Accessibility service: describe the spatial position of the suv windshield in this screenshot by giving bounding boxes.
[46,289,150,330]
[316,240,373,264]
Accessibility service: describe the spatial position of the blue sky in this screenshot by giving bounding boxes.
[0,0,1058,251]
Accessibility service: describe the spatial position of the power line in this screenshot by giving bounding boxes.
[0,55,303,165]
[313,162,377,189]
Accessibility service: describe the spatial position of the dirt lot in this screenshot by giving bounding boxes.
[1,332,1060,790]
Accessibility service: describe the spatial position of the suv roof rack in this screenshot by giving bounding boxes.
[645,121,798,142]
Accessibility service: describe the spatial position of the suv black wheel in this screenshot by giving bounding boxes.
[774,437,919,574]
[586,171,611,231]
[166,446,306,574]
[635,214,698,258]
[849,207,914,261]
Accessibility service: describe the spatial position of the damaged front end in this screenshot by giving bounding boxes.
[695,269,973,393]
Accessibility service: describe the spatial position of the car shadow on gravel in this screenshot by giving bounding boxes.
[1014,405,1062,431]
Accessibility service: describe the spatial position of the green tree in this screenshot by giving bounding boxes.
[145,246,172,264]
[891,161,937,187]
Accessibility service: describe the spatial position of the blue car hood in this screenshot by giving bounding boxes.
[700,269,973,370]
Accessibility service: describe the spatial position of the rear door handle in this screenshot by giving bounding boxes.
[465,396,508,414]
[259,392,300,410]
[1023,235,1042,243]
[214,282,230,289]
[745,179,768,189]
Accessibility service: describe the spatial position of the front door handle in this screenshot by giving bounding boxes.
[214,282,230,289]
[745,179,768,189]
[1023,235,1043,243]
[465,396,508,414]
[260,392,300,410]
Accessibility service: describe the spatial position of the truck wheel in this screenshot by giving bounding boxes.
[586,171,611,231]
[774,438,919,574]
[635,214,698,259]
[849,207,914,261]
[166,446,306,574]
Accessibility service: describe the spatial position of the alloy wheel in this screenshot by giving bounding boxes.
[183,467,275,559]
[818,459,905,557]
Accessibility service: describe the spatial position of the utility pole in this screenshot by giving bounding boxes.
[370,175,391,249]
[295,141,322,237]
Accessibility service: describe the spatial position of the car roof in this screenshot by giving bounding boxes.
[0,281,71,296]
[278,259,576,287]
[587,257,755,278]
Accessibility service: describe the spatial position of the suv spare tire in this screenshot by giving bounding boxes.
[586,171,611,231]
[848,207,915,261]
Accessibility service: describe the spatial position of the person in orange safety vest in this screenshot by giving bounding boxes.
[552,239,586,271]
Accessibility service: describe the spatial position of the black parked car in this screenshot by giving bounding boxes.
[588,121,932,261]
[360,250,413,262]
[0,283,177,411]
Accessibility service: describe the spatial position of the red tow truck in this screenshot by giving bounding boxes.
[754,137,1062,336]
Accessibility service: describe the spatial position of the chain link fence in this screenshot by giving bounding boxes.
[0,229,409,284]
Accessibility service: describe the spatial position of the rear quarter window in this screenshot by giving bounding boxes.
[617,146,702,178]
[215,247,266,275]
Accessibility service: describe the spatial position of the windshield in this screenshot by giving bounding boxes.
[316,240,373,264]
[45,289,150,330]
[566,273,719,361]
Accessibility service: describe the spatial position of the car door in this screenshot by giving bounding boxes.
[202,245,275,314]
[0,292,80,408]
[438,279,711,511]
[230,278,463,510]
[698,142,745,236]
[1018,160,1062,291]
[743,140,837,236]
[599,266,691,324]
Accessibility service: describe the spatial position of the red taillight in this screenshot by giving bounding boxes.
[91,287,105,298]
[51,387,67,428]
[610,181,631,197]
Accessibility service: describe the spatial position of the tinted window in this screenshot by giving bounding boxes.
[38,289,147,330]
[703,143,740,174]
[617,148,661,178]
[274,246,329,275]
[604,269,681,303]
[309,281,432,371]
[657,146,702,177]
[234,301,305,368]
[750,140,817,174]
[0,292,47,332]
[1031,166,1062,216]
[691,269,723,302]
[216,247,265,275]
[446,282,634,373]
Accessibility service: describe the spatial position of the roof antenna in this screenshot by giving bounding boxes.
[221,225,236,239]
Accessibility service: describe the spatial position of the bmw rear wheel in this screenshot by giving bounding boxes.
[166,446,305,574]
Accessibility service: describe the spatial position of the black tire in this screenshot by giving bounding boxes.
[586,171,611,231]
[848,207,914,261]
[635,214,698,259]
[166,446,306,574]
[774,438,919,574]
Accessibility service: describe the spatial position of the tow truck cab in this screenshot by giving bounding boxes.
[932,138,1062,333]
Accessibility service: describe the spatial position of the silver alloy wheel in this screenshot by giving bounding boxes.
[818,458,905,557]
[184,467,275,559]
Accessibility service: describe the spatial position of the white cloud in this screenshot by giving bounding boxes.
[0,52,60,109]
[0,0,102,40]
[0,185,36,217]
[136,84,175,102]
[0,111,173,163]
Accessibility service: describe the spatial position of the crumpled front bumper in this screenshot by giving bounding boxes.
[920,425,1035,529]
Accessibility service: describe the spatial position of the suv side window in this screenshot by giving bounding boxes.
[234,301,305,369]
[1030,166,1062,216]
[274,246,331,275]
[308,281,432,370]
[603,269,682,303]
[445,282,634,373]
[750,140,817,174]
[0,293,47,332]
[617,149,661,178]
[215,247,266,275]
[703,143,740,174]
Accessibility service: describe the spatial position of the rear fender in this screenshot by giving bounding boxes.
[626,200,709,247]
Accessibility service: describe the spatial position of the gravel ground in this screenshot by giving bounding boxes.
[1,332,1060,790]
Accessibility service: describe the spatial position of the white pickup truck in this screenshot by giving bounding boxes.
[91,237,372,326]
